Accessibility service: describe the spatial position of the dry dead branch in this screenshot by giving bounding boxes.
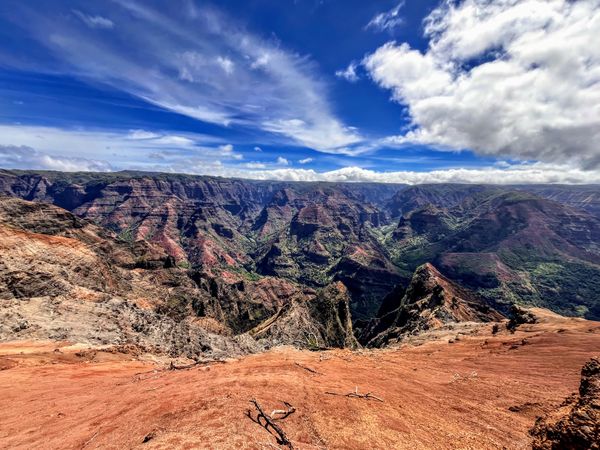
[141,431,155,443]
[126,359,226,384]
[246,399,295,449]
[318,353,332,362]
[270,401,296,420]
[325,386,384,402]
[168,359,226,371]
[294,362,323,375]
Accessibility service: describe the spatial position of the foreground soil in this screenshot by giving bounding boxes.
[1,309,599,450]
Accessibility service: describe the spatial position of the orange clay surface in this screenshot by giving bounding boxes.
[1,309,599,450]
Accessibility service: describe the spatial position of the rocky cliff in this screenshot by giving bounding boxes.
[530,357,600,449]
[360,263,503,347]
[249,281,358,349]
[0,170,405,320]
[0,196,360,356]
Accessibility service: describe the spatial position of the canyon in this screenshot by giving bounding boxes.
[2,169,599,327]
[1,169,599,448]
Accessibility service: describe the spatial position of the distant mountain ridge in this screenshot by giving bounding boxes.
[1,169,599,333]
[386,190,600,319]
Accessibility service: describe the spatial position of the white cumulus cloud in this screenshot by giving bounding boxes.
[1,126,599,184]
[210,162,600,184]
[335,61,360,82]
[362,0,600,169]
[244,162,266,169]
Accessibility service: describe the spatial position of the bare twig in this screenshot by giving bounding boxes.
[325,386,384,402]
[246,399,294,449]
[124,359,227,385]
[294,362,323,375]
[81,431,99,448]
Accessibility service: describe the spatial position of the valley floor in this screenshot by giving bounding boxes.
[1,309,599,450]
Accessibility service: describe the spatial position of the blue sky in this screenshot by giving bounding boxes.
[0,0,599,183]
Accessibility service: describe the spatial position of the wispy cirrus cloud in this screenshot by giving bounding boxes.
[0,124,241,170]
[366,1,405,33]
[72,10,114,29]
[1,0,361,153]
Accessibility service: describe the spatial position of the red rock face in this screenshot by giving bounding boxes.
[68,177,262,267]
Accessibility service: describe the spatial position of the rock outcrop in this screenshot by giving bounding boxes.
[507,304,538,332]
[530,357,600,449]
[360,263,503,347]
[249,281,358,349]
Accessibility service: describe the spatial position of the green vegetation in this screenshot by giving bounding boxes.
[305,333,321,351]
[384,187,600,321]
[228,266,263,282]
[117,227,136,244]
[528,260,600,320]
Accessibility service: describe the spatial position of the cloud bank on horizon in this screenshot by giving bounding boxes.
[0,0,598,183]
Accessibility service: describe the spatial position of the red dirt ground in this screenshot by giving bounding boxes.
[1,309,599,449]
